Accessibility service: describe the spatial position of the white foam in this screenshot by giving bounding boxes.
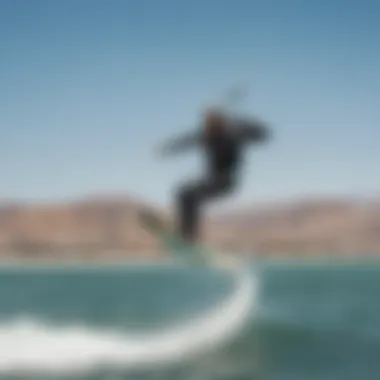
[0,266,258,375]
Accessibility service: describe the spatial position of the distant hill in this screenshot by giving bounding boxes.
[0,195,380,260]
[205,198,380,255]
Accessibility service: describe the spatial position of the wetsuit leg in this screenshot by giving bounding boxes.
[176,174,235,243]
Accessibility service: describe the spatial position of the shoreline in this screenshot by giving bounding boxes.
[0,254,379,270]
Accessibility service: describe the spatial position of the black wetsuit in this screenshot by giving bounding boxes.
[162,118,270,243]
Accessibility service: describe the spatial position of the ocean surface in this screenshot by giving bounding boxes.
[0,258,379,380]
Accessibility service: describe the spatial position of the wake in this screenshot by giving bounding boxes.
[0,265,258,376]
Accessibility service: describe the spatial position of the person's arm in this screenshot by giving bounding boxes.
[235,117,271,144]
[157,130,201,157]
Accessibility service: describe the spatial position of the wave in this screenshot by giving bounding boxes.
[0,265,258,376]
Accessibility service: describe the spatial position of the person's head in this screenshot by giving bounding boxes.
[203,107,227,137]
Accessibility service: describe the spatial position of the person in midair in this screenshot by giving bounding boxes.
[155,107,271,244]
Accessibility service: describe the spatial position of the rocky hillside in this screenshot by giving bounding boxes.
[0,196,379,260]
[205,198,380,255]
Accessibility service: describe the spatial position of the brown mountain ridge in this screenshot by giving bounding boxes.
[0,196,380,261]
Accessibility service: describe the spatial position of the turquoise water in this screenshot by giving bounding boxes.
[0,260,379,379]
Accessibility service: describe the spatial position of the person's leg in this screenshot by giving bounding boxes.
[176,175,234,243]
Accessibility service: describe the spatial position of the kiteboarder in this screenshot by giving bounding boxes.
[156,107,271,244]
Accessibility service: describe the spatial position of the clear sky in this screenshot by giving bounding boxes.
[1,0,379,206]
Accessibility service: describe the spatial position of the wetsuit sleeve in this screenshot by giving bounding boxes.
[160,131,201,155]
[236,118,271,144]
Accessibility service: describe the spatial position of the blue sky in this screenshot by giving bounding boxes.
[1,0,379,206]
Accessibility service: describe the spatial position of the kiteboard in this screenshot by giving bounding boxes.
[138,209,217,267]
